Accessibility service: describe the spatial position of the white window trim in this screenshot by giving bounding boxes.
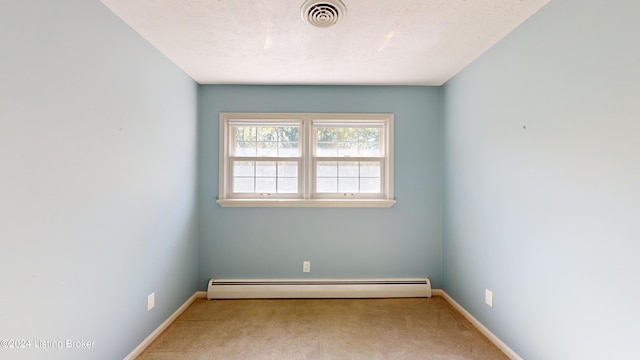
[217,112,395,208]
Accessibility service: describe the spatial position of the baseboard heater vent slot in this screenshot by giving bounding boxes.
[207,278,431,299]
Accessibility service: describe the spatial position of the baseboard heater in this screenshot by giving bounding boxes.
[207,278,431,300]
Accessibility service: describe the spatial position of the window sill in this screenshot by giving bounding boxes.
[216,199,396,208]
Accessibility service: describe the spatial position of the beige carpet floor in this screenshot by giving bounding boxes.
[137,296,508,360]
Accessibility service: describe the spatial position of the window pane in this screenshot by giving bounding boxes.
[338,178,359,193]
[235,127,257,156]
[255,162,276,177]
[360,178,380,193]
[359,162,380,177]
[279,142,299,156]
[337,142,359,157]
[233,178,254,193]
[278,178,298,193]
[256,178,276,193]
[317,178,337,193]
[233,161,254,177]
[235,141,256,156]
[255,141,276,157]
[257,127,276,142]
[317,161,337,177]
[316,142,337,156]
[278,162,297,177]
[360,142,381,156]
[235,127,257,142]
[277,161,298,193]
[278,127,299,142]
[316,128,337,156]
[338,162,359,177]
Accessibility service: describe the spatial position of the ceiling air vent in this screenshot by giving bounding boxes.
[301,0,347,28]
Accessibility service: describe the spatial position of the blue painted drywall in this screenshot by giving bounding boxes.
[198,85,442,288]
[0,1,198,359]
[443,0,640,358]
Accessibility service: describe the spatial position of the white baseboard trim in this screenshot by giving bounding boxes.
[124,291,204,360]
[436,290,523,360]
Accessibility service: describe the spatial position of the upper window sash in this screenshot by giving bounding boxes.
[312,121,386,159]
[230,122,301,158]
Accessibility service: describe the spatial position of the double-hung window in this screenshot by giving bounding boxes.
[218,113,395,208]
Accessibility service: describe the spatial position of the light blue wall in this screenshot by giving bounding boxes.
[0,1,198,359]
[443,0,640,359]
[198,85,442,287]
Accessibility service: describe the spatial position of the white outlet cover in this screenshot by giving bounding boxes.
[303,261,311,273]
[147,292,155,311]
[485,289,493,308]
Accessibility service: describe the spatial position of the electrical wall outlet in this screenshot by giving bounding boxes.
[485,289,493,308]
[303,261,311,273]
[147,292,155,311]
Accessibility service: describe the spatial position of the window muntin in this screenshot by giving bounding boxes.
[218,113,394,207]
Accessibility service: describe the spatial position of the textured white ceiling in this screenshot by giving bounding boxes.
[101,0,549,85]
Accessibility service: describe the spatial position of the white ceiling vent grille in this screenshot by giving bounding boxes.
[301,0,346,28]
